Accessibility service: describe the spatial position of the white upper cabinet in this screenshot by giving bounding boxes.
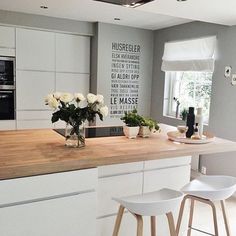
[56,73,89,94]
[16,28,55,71]
[55,33,90,73]
[0,26,15,48]
[16,70,54,110]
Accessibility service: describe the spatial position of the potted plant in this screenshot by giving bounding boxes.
[120,109,142,139]
[139,117,160,138]
[45,92,108,148]
[180,108,188,121]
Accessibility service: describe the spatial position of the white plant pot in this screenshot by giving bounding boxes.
[123,126,139,139]
[139,126,152,138]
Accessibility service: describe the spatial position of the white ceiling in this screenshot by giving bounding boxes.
[0,0,235,30]
[0,0,191,30]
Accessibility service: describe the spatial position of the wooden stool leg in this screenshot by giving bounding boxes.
[187,199,195,236]
[166,212,177,236]
[209,201,219,236]
[221,200,231,236]
[112,205,125,236]
[176,195,189,235]
[134,214,143,236]
[151,216,156,236]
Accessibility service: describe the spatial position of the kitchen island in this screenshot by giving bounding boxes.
[0,124,236,236]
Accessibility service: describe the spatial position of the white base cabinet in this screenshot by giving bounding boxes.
[0,169,97,236]
[0,156,191,236]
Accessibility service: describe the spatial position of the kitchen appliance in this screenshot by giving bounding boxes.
[0,57,15,120]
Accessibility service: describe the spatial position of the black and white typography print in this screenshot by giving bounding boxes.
[110,42,140,118]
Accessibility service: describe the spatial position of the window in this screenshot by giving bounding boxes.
[161,36,216,124]
[164,71,213,123]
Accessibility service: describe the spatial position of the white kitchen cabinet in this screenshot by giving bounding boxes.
[56,33,90,73]
[0,25,15,48]
[0,169,97,236]
[56,72,89,94]
[16,28,55,71]
[16,70,54,110]
[0,192,96,236]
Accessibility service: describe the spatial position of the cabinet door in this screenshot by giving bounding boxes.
[0,26,15,48]
[16,28,55,71]
[56,73,89,94]
[56,33,90,73]
[16,70,54,110]
[0,192,96,236]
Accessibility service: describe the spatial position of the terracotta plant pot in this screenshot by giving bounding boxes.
[139,126,152,138]
[123,126,140,139]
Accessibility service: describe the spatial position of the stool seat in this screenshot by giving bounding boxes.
[113,188,183,216]
[181,175,236,201]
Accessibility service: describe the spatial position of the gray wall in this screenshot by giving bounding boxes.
[92,22,154,125]
[0,10,94,36]
[151,21,236,176]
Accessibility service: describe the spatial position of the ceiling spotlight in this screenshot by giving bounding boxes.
[40,5,48,9]
[114,18,121,21]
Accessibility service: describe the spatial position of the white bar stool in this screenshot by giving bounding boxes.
[176,175,236,236]
[112,188,184,236]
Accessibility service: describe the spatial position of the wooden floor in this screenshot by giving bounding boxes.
[183,196,236,236]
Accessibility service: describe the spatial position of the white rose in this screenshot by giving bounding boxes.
[74,93,85,102]
[48,97,59,109]
[60,93,74,104]
[53,92,61,100]
[45,94,54,104]
[87,93,97,104]
[96,94,104,104]
[99,106,109,117]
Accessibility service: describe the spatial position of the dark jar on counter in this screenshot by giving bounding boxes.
[186,107,195,138]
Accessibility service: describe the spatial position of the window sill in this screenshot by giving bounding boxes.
[163,115,209,126]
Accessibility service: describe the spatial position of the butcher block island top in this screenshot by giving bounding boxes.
[0,124,236,180]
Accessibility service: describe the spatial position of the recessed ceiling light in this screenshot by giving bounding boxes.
[114,18,121,21]
[40,5,48,9]
[177,0,187,2]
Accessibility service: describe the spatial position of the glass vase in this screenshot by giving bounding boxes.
[65,122,85,148]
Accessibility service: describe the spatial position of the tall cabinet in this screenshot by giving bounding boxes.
[16,28,90,129]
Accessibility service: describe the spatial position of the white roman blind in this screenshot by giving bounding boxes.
[161,36,216,72]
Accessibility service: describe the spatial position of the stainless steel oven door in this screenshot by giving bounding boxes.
[0,90,15,120]
[0,57,15,86]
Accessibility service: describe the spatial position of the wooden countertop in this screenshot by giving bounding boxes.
[0,124,236,180]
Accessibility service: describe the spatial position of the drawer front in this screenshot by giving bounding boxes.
[144,156,191,171]
[97,172,143,217]
[0,168,97,206]
[144,165,191,192]
[0,192,96,236]
[98,162,143,178]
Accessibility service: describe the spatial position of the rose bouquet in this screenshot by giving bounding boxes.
[45,92,108,147]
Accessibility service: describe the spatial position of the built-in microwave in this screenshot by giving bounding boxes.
[0,57,15,120]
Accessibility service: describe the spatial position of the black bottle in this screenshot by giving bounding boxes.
[186,107,195,138]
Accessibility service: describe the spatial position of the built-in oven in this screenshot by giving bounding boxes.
[0,57,15,120]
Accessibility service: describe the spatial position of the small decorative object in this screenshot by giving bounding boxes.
[186,107,195,138]
[177,125,188,138]
[224,66,232,78]
[121,109,142,139]
[180,108,188,121]
[139,117,160,138]
[231,74,236,86]
[45,92,108,148]
[191,123,201,140]
[195,107,203,138]
[173,97,180,118]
